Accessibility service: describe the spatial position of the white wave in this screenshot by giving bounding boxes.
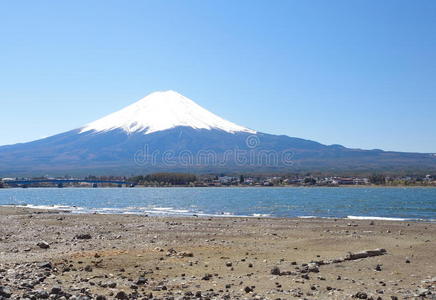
[252,213,271,217]
[6,204,81,211]
[347,216,408,221]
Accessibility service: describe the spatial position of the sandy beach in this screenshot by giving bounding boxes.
[0,206,434,299]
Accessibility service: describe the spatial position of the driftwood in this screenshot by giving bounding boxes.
[273,248,387,276]
[344,248,387,261]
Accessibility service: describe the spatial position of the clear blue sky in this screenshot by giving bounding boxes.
[1,0,435,153]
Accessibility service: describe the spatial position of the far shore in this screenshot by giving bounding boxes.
[1,184,436,189]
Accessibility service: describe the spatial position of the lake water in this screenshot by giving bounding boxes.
[0,187,435,221]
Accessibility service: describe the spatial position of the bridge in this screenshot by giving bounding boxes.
[2,179,134,187]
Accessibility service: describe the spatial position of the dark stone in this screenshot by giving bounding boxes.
[84,265,93,272]
[354,292,368,299]
[50,286,62,295]
[34,290,49,299]
[115,291,128,299]
[75,234,92,240]
[37,241,50,249]
[270,266,281,275]
[244,286,253,293]
[136,277,147,285]
[0,287,12,298]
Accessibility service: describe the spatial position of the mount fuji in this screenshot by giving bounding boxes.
[0,90,435,176]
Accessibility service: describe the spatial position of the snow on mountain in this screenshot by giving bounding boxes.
[80,90,256,135]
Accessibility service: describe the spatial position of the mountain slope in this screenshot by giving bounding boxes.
[0,91,435,176]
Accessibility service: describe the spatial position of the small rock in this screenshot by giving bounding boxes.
[136,277,147,285]
[115,291,129,299]
[37,241,50,249]
[75,233,92,240]
[38,262,53,269]
[354,292,368,299]
[416,288,429,297]
[0,286,12,298]
[178,251,194,257]
[244,286,253,293]
[50,286,62,295]
[34,290,50,299]
[84,265,93,272]
[271,266,281,275]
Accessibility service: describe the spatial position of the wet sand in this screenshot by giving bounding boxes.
[0,206,434,299]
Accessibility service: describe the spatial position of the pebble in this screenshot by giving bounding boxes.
[354,291,368,299]
[75,233,92,240]
[270,266,281,275]
[114,291,128,299]
[37,241,50,249]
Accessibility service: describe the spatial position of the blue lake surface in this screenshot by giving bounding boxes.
[0,187,435,221]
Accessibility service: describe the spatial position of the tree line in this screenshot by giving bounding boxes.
[129,173,197,185]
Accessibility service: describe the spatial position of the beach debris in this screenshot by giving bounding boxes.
[270,249,388,277]
[165,248,193,258]
[345,248,387,261]
[178,251,194,257]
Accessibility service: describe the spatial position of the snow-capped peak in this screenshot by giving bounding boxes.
[80,90,256,135]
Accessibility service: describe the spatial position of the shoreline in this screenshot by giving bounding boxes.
[0,206,434,299]
[2,204,435,223]
[2,185,436,189]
